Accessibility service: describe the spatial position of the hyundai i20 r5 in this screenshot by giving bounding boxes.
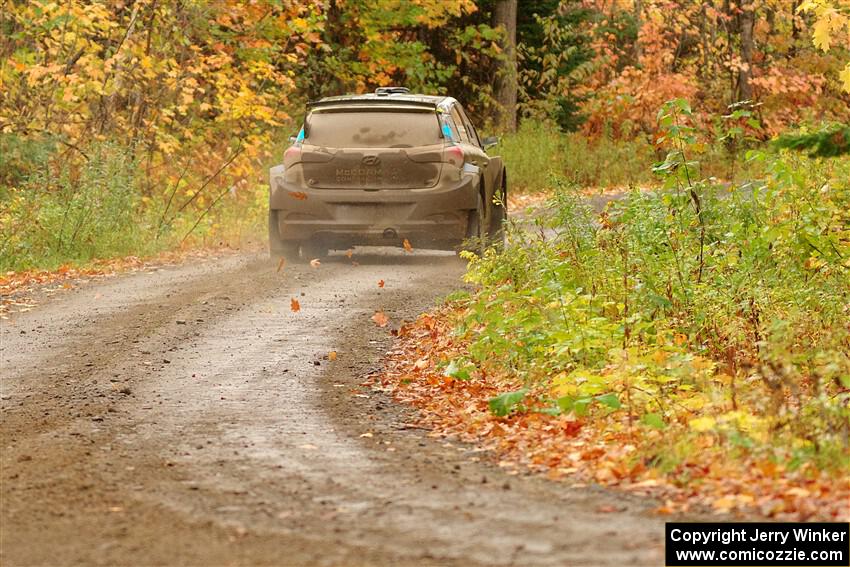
[268,87,507,260]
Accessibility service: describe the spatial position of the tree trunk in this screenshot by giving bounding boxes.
[492,0,517,132]
[790,0,801,57]
[737,0,754,102]
[633,0,643,62]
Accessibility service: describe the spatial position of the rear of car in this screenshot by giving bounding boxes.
[268,95,479,257]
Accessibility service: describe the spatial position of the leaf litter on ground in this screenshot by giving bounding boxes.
[374,306,850,522]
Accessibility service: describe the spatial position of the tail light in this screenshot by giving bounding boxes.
[444,145,464,167]
[284,146,301,165]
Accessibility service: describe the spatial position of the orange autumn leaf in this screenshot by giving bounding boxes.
[345,249,354,258]
[288,191,308,200]
[328,351,337,361]
[378,279,385,288]
[402,239,413,253]
[371,310,389,327]
[290,298,301,312]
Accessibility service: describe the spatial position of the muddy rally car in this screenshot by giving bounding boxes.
[268,87,506,260]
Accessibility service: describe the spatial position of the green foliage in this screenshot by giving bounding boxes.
[517,3,595,131]
[1,144,151,270]
[460,100,850,471]
[488,388,529,417]
[775,124,850,158]
[0,142,265,272]
[498,120,657,191]
[444,359,474,381]
[0,133,56,189]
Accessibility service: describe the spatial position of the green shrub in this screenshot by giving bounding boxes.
[0,143,158,271]
[459,102,850,472]
[0,138,268,272]
[498,121,565,193]
[499,120,670,191]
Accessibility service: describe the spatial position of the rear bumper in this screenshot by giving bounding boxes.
[269,167,478,246]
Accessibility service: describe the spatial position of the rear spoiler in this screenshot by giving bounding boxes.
[306,98,438,110]
[302,98,446,139]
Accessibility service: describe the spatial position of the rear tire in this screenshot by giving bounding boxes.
[463,192,487,255]
[269,210,299,259]
[488,179,507,250]
[463,181,506,254]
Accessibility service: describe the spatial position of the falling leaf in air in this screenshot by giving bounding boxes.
[345,249,354,258]
[372,310,389,327]
[288,191,308,200]
[328,351,337,361]
[277,257,286,272]
[402,239,413,253]
[309,258,321,268]
[290,298,301,312]
[378,279,385,288]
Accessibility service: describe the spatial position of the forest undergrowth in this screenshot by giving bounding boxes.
[377,100,850,520]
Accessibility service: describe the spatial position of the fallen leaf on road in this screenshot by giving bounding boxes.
[359,432,373,438]
[402,239,413,253]
[378,279,385,288]
[309,258,321,268]
[345,249,354,258]
[277,257,286,272]
[328,351,337,361]
[290,298,301,312]
[372,310,389,327]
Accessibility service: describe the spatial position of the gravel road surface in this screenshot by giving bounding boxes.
[1,248,665,566]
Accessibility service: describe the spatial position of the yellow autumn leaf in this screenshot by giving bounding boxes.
[812,16,833,51]
[689,416,716,432]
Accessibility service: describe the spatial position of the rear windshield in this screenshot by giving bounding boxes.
[305,109,442,148]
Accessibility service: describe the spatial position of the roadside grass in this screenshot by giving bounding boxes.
[498,121,656,192]
[382,104,850,519]
[498,120,764,193]
[0,139,267,273]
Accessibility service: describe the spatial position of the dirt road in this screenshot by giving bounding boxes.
[1,249,665,566]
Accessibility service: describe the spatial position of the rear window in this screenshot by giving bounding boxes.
[305,109,442,148]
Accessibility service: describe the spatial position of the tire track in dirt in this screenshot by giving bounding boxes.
[1,249,665,566]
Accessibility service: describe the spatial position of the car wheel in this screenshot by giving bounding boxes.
[463,191,490,255]
[488,181,507,250]
[269,210,300,259]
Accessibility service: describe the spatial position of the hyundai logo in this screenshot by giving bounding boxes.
[361,155,381,166]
